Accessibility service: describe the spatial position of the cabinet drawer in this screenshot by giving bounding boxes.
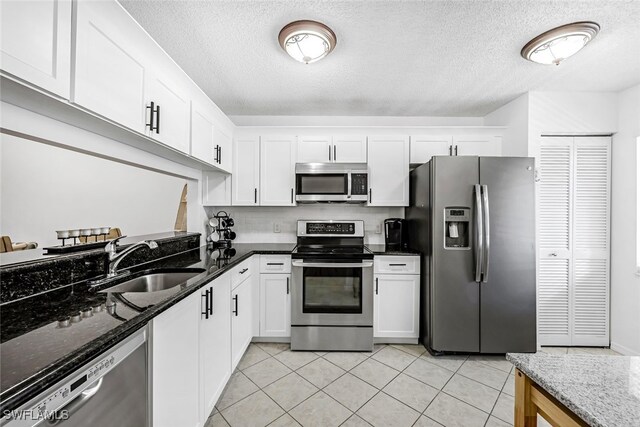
[230,259,252,289]
[260,255,292,273]
[374,256,420,274]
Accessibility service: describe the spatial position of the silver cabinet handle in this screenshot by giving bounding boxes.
[481,184,490,283]
[474,184,484,283]
[292,260,373,268]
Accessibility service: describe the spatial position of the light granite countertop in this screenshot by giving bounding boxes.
[507,352,640,427]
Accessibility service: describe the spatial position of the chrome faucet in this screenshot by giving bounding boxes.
[105,236,159,278]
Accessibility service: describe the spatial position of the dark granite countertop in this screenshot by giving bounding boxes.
[365,244,421,256]
[507,352,640,427]
[0,243,294,412]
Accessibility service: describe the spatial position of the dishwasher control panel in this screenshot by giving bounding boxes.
[3,331,145,427]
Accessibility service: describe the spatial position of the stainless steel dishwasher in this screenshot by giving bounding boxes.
[4,329,147,427]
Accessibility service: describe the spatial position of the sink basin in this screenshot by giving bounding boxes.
[100,269,205,293]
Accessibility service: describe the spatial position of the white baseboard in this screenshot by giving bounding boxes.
[611,342,640,356]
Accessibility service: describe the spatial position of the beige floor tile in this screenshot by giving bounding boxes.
[237,344,271,370]
[370,346,417,371]
[324,373,378,411]
[539,346,568,355]
[350,358,399,389]
[268,414,301,427]
[314,351,328,356]
[458,360,509,390]
[382,373,438,412]
[255,342,290,356]
[424,393,488,427]
[467,355,513,373]
[371,344,386,354]
[413,415,444,426]
[263,372,318,411]
[491,392,514,424]
[205,413,230,427]
[390,344,427,357]
[296,357,346,388]
[485,415,511,427]
[216,371,260,410]
[502,373,515,396]
[322,352,369,371]
[420,352,468,372]
[567,347,621,355]
[356,392,420,427]
[341,414,372,426]
[289,391,352,427]
[220,391,284,427]
[274,350,319,370]
[442,374,500,413]
[404,358,454,390]
[243,357,292,388]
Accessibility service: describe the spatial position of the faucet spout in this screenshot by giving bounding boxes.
[106,240,158,278]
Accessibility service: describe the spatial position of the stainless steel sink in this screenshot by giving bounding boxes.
[99,269,205,293]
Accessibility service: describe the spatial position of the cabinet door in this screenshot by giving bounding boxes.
[333,135,367,163]
[454,135,501,157]
[145,71,191,154]
[260,274,291,337]
[214,127,233,173]
[298,135,331,162]
[368,135,410,206]
[410,135,452,164]
[72,0,146,132]
[191,101,217,166]
[202,171,231,207]
[374,275,420,339]
[232,136,260,205]
[200,275,232,423]
[152,291,200,427]
[1,0,71,98]
[231,278,253,370]
[260,135,297,206]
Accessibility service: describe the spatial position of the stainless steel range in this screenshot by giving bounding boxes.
[290,220,374,351]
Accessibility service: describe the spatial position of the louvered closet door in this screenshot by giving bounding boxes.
[571,138,610,346]
[538,137,611,346]
[538,138,572,345]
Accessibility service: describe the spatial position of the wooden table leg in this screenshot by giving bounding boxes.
[515,368,537,427]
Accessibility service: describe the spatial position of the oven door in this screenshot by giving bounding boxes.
[295,173,350,203]
[291,259,373,326]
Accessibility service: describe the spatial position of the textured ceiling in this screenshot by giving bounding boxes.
[120,0,640,117]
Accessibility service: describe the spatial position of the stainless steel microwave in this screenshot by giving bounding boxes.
[295,163,368,203]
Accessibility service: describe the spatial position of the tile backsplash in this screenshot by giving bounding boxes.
[204,205,404,244]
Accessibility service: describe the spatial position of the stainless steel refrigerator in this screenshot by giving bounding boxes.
[405,156,536,354]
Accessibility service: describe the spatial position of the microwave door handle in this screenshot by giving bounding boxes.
[474,184,484,283]
[347,172,352,197]
[292,260,373,268]
[481,184,490,283]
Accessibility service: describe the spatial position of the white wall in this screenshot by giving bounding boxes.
[483,93,529,157]
[204,205,403,245]
[610,84,640,356]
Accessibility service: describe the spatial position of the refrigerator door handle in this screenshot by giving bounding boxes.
[481,184,490,283]
[474,184,484,283]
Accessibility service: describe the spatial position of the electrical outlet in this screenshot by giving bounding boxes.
[375,223,382,234]
[274,222,281,233]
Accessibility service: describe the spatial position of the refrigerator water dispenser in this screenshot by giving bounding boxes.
[444,208,470,249]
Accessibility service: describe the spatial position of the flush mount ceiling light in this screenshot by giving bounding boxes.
[278,20,337,64]
[521,21,600,65]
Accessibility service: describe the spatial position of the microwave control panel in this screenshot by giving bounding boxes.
[351,174,368,195]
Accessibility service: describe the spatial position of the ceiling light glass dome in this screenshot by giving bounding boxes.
[278,20,337,64]
[521,21,600,65]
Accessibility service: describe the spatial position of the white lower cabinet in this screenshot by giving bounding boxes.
[231,276,253,370]
[199,274,231,424]
[260,274,291,337]
[151,290,200,427]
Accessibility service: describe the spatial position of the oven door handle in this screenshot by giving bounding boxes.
[291,260,373,268]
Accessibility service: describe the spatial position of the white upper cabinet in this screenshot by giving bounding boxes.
[72,0,147,133]
[367,135,410,206]
[0,0,71,98]
[232,136,260,205]
[454,135,502,156]
[191,100,218,166]
[410,135,452,164]
[260,135,297,206]
[297,135,332,162]
[214,126,232,173]
[332,135,367,163]
[297,135,367,163]
[202,171,231,206]
[145,70,191,154]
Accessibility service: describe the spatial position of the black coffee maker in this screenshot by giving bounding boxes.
[384,218,408,251]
